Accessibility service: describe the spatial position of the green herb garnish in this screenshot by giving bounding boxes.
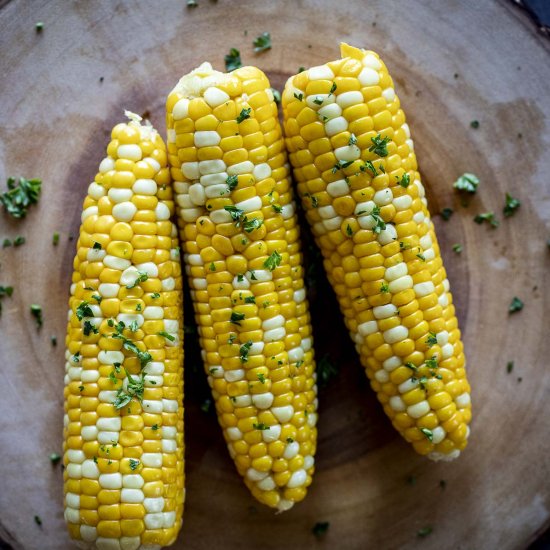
[474,212,499,228]
[0,177,42,218]
[224,48,242,71]
[420,427,433,442]
[312,522,330,537]
[253,422,270,431]
[454,173,479,193]
[253,32,271,53]
[236,107,252,123]
[509,297,523,313]
[452,243,463,253]
[368,134,391,157]
[239,340,253,363]
[230,311,245,325]
[126,271,148,289]
[503,193,520,217]
[52,232,60,245]
[30,304,43,328]
[441,207,453,221]
[157,331,176,342]
[264,250,282,271]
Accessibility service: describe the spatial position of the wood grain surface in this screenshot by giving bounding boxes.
[1,1,549,549]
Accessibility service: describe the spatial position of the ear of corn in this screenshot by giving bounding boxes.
[282,44,472,461]
[166,64,317,511]
[63,112,184,549]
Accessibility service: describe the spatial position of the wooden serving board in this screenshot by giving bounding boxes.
[1,1,549,549]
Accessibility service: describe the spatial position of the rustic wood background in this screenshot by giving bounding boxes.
[0,1,549,549]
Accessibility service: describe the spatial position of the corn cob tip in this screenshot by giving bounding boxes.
[339,42,366,60]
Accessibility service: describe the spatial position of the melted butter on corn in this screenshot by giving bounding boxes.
[282,44,472,461]
[63,112,184,549]
[166,64,318,510]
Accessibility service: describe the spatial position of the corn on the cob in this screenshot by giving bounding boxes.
[282,44,472,460]
[166,64,317,510]
[63,112,184,549]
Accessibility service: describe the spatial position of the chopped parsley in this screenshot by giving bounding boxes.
[52,232,60,245]
[243,217,263,233]
[201,398,212,413]
[225,204,245,224]
[226,174,239,192]
[244,295,256,304]
[506,361,514,373]
[239,340,253,363]
[268,190,282,213]
[0,285,14,316]
[317,354,338,388]
[441,207,453,221]
[257,373,266,384]
[405,363,418,372]
[503,193,520,217]
[236,107,252,123]
[370,206,386,234]
[253,32,271,53]
[264,250,282,271]
[150,292,160,299]
[157,331,176,342]
[313,96,324,105]
[228,334,237,345]
[110,319,152,369]
[187,0,198,6]
[14,235,25,246]
[453,173,479,193]
[230,311,245,325]
[452,243,463,253]
[49,452,61,464]
[50,335,57,346]
[348,133,357,146]
[129,458,140,470]
[474,212,499,228]
[35,22,44,32]
[470,120,479,129]
[83,320,98,336]
[126,271,148,289]
[253,422,270,431]
[224,48,242,71]
[303,192,318,208]
[417,526,433,537]
[416,252,426,261]
[426,332,437,347]
[398,173,410,188]
[380,282,389,293]
[76,301,93,320]
[30,304,43,328]
[237,274,244,283]
[508,296,523,313]
[419,427,433,442]
[368,134,391,157]
[332,159,354,173]
[362,160,378,176]
[294,92,304,101]
[92,241,102,250]
[113,369,146,409]
[152,424,159,430]
[209,262,216,271]
[2,238,11,248]
[0,177,42,218]
[346,224,353,237]
[312,522,330,537]
[34,515,42,526]
[271,87,281,104]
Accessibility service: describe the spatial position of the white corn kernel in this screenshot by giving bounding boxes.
[407,400,430,419]
[112,202,137,222]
